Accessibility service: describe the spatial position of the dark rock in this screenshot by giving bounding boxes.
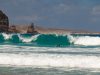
[0,10,9,32]
[27,23,38,34]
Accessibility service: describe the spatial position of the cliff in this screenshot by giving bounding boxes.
[0,10,9,32]
[0,10,97,34]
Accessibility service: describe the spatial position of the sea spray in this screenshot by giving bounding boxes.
[18,34,40,43]
[0,34,100,75]
[0,53,100,68]
[2,33,12,40]
[69,35,100,46]
[0,33,100,46]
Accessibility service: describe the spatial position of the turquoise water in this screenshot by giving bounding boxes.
[0,33,100,75]
[0,33,70,47]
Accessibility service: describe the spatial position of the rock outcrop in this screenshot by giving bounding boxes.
[0,10,39,34]
[27,23,38,34]
[0,10,9,32]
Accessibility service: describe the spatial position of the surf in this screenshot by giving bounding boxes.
[68,35,100,46]
[0,33,100,47]
[0,53,100,69]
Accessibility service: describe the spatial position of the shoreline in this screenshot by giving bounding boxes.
[4,25,100,35]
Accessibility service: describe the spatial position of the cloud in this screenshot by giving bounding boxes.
[92,5,100,15]
[1,0,100,31]
[53,3,71,14]
[90,5,100,23]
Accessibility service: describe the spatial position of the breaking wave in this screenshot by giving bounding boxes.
[68,35,100,46]
[0,53,100,69]
[0,33,100,46]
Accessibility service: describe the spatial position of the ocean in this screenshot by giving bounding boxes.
[0,33,100,75]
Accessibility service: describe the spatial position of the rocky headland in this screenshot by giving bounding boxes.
[0,10,100,35]
[0,10,72,34]
[0,10,38,34]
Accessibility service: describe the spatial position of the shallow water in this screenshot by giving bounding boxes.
[0,45,99,75]
[0,33,100,75]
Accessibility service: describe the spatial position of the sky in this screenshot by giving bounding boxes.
[0,0,100,32]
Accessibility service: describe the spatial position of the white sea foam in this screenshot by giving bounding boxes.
[2,33,12,40]
[68,35,100,46]
[0,53,100,68]
[18,34,39,43]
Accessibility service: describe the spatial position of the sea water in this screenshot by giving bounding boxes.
[0,33,100,75]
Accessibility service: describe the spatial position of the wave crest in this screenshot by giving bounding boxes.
[69,35,100,46]
[0,33,100,46]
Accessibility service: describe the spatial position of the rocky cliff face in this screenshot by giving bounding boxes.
[0,10,9,32]
[0,10,39,34]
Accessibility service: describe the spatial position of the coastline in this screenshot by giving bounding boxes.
[1,10,100,35]
[13,25,100,35]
